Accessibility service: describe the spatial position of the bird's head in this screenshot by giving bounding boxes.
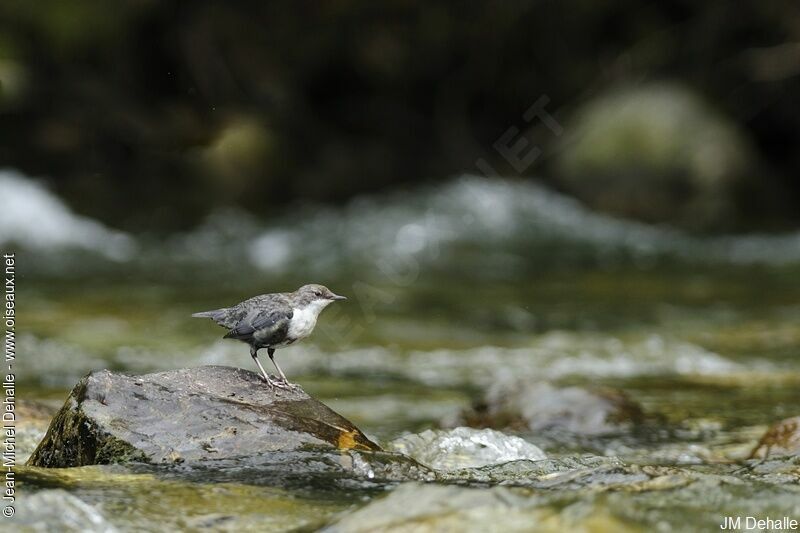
[293,284,347,310]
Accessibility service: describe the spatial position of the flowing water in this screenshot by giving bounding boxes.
[4,170,800,531]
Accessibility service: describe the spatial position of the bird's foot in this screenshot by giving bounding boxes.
[258,374,280,389]
[257,373,299,392]
[274,379,300,391]
[271,375,300,390]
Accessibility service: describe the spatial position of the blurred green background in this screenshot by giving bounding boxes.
[2,0,799,232]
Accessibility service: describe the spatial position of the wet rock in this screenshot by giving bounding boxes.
[326,464,800,533]
[323,482,632,533]
[749,416,800,459]
[388,427,546,470]
[27,366,380,467]
[433,455,696,492]
[134,449,436,487]
[435,454,631,487]
[454,381,644,436]
[18,456,432,532]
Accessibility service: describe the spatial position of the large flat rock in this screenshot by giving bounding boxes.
[28,366,380,467]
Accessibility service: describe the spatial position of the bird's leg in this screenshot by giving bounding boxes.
[268,348,295,388]
[250,347,278,389]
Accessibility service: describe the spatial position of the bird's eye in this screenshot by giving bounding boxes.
[314,290,322,297]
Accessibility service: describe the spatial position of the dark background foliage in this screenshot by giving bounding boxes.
[1,1,798,230]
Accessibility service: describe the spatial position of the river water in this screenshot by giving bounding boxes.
[5,171,800,531]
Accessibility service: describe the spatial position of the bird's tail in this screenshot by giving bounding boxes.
[191,308,226,320]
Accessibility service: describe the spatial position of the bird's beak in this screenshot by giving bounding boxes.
[331,294,347,301]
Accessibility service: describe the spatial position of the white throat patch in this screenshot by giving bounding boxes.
[286,299,331,341]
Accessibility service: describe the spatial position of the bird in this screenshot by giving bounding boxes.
[192,284,346,389]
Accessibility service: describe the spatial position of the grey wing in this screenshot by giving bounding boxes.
[223,307,293,341]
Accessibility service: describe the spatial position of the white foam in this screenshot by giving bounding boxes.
[4,170,800,269]
[241,175,800,274]
[388,427,547,470]
[0,170,135,260]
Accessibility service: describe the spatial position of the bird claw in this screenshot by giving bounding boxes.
[258,375,280,389]
[274,379,300,391]
[258,374,299,392]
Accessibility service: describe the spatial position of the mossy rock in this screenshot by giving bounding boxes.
[27,366,380,467]
[455,381,645,436]
[554,83,757,231]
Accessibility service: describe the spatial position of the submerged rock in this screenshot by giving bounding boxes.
[17,457,432,532]
[326,465,800,533]
[27,366,380,467]
[436,455,654,488]
[454,381,644,436]
[388,427,546,470]
[749,416,800,459]
[323,482,633,533]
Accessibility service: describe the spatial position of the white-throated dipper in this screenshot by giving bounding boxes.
[192,284,346,389]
